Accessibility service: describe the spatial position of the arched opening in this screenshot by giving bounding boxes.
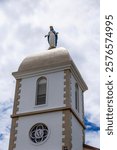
[75,83,79,112]
[36,77,47,105]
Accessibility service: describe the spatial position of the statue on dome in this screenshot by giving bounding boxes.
[45,26,58,49]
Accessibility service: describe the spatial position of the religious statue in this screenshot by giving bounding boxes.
[45,26,58,49]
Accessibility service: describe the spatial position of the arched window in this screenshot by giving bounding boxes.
[75,83,79,112]
[36,77,47,105]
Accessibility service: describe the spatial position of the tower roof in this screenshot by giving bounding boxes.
[13,47,88,91]
[18,47,71,72]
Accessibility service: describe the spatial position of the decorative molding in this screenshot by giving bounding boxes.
[12,61,88,92]
[9,79,21,150]
[63,70,72,149]
[62,110,72,150]
[12,63,71,79]
[11,107,69,118]
[11,107,85,129]
[8,118,18,150]
[13,79,22,115]
[64,69,71,107]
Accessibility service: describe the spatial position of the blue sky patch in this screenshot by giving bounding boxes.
[0,133,4,141]
[84,116,100,132]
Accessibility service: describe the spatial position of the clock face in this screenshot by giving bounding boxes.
[29,123,49,144]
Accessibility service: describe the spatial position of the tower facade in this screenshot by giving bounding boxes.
[9,47,88,150]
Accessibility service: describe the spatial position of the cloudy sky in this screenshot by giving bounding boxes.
[0,0,100,149]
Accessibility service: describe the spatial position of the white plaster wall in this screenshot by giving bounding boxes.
[71,75,83,121]
[14,112,63,150]
[18,71,64,113]
[72,115,83,150]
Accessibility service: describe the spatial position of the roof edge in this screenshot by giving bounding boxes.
[83,144,100,150]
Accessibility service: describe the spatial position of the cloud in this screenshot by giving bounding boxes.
[0,100,12,150]
[85,131,100,148]
[0,0,100,149]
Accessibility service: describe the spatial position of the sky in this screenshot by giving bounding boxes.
[0,0,100,149]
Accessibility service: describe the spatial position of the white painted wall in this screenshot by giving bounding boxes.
[14,112,63,150]
[72,115,83,150]
[18,71,65,113]
[71,75,83,121]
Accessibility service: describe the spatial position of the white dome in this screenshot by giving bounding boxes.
[18,47,72,72]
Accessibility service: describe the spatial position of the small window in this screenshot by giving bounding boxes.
[29,123,49,144]
[81,91,84,116]
[36,77,47,105]
[75,83,79,112]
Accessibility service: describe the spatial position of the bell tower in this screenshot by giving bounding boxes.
[8,47,88,150]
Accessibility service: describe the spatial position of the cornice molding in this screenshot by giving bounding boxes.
[11,106,85,129]
[12,61,88,92]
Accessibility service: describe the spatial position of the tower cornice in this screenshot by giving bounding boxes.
[11,106,85,129]
[13,63,88,92]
